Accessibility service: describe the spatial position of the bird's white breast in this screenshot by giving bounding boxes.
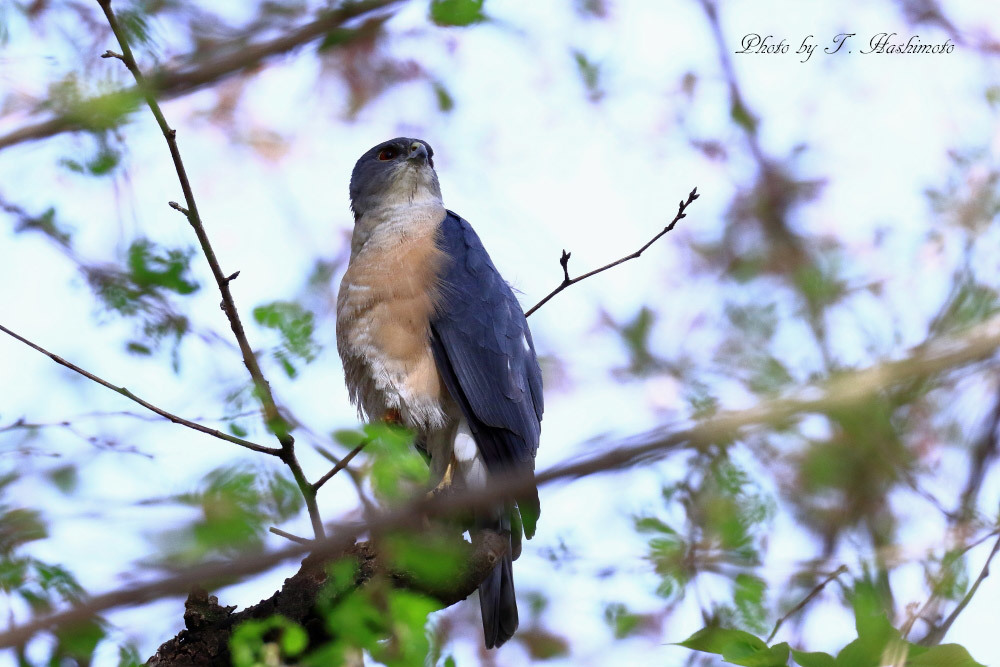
[336,202,450,430]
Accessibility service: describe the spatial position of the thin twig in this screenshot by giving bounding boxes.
[313,440,368,492]
[268,527,311,545]
[902,526,1000,640]
[767,565,847,643]
[0,0,403,152]
[5,312,1000,647]
[920,533,1000,645]
[97,0,324,539]
[524,187,698,318]
[0,322,279,456]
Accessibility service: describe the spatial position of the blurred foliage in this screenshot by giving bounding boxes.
[150,464,303,564]
[2,0,1000,664]
[0,473,103,665]
[342,422,427,503]
[309,560,441,667]
[680,582,987,665]
[430,0,486,27]
[83,237,202,367]
[636,452,774,634]
[231,615,309,667]
[382,531,466,589]
[252,300,321,378]
[572,50,603,102]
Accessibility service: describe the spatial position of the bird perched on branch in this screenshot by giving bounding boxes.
[336,137,543,648]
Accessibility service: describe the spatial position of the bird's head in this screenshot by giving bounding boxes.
[349,137,441,219]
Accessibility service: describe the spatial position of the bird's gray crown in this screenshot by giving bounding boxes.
[349,137,441,219]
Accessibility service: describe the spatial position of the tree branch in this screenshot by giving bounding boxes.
[767,565,847,643]
[5,312,1000,648]
[919,533,1000,646]
[0,322,279,456]
[97,0,324,539]
[0,0,403,152]
[524,187,698,318]
[146,529,509,665]
[313,440,368,493]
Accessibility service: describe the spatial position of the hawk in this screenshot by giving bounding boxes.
[336,137,543,648]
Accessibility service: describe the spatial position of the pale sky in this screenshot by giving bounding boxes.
[1,1,999,665]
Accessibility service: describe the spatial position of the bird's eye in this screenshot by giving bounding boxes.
[377,148,397,161]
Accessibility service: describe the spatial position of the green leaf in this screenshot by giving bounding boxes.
[87,146,121,175]
[906,644,985,667]
[432,82,455,112]
[834,588,901,666]
[730,99,758,133]
[334,428,367,448]
[733,573,768,633]
[318,27,364,50]
[324,559,360,600]
[794,263,844,311]
[128,239,200,295]
[63,89,143,132]
[364,424,424,502]
[678,627,789,666]
[603,603,640,639]
[12,205,72,247]
[46,465,79,495]
[617,306,662,375]
[117,643,143,667]
[253,301,321,375]
[157,465,303,562]
[633,516,677,534]
[792,650,837,667]
[381,590,439,665]
[55,618,105,661]
[231,616,309,667]
[430,0,485,26]
[126,341,152,356]
[679,627,766,655]
[384,533,465,588]
[0,507,47,554]
[572,50,602,99]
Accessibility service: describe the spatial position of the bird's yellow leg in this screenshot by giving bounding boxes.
[428,453,458,497]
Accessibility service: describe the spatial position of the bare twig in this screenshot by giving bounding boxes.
[97,0,324,539]
[920,533,1000,645]
[268,527,311,545]
[5,312,1000,647]
[313,440,368,492]
[0,322,279,456]
[524,187,698,318]
[767,565,847,643]
[0,0,403,152]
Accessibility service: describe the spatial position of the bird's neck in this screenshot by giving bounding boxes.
[351,199,446,258]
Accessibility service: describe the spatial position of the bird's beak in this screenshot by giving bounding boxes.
[408,141,429,164]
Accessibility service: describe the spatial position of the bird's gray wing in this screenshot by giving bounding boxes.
[429,210,543,528]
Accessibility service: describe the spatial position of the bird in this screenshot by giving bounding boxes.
[336,137,543,649]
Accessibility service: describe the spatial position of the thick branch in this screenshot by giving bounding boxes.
[0,322,279,456]
[5,312,1000,648]
[98,0,324,539]
[147,530,508,666]
[0,0,403,152]
[524,187,698,317]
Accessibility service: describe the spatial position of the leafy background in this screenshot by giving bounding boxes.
[1,0,999,665]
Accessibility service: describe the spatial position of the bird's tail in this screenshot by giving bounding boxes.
[478,536,518,649]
